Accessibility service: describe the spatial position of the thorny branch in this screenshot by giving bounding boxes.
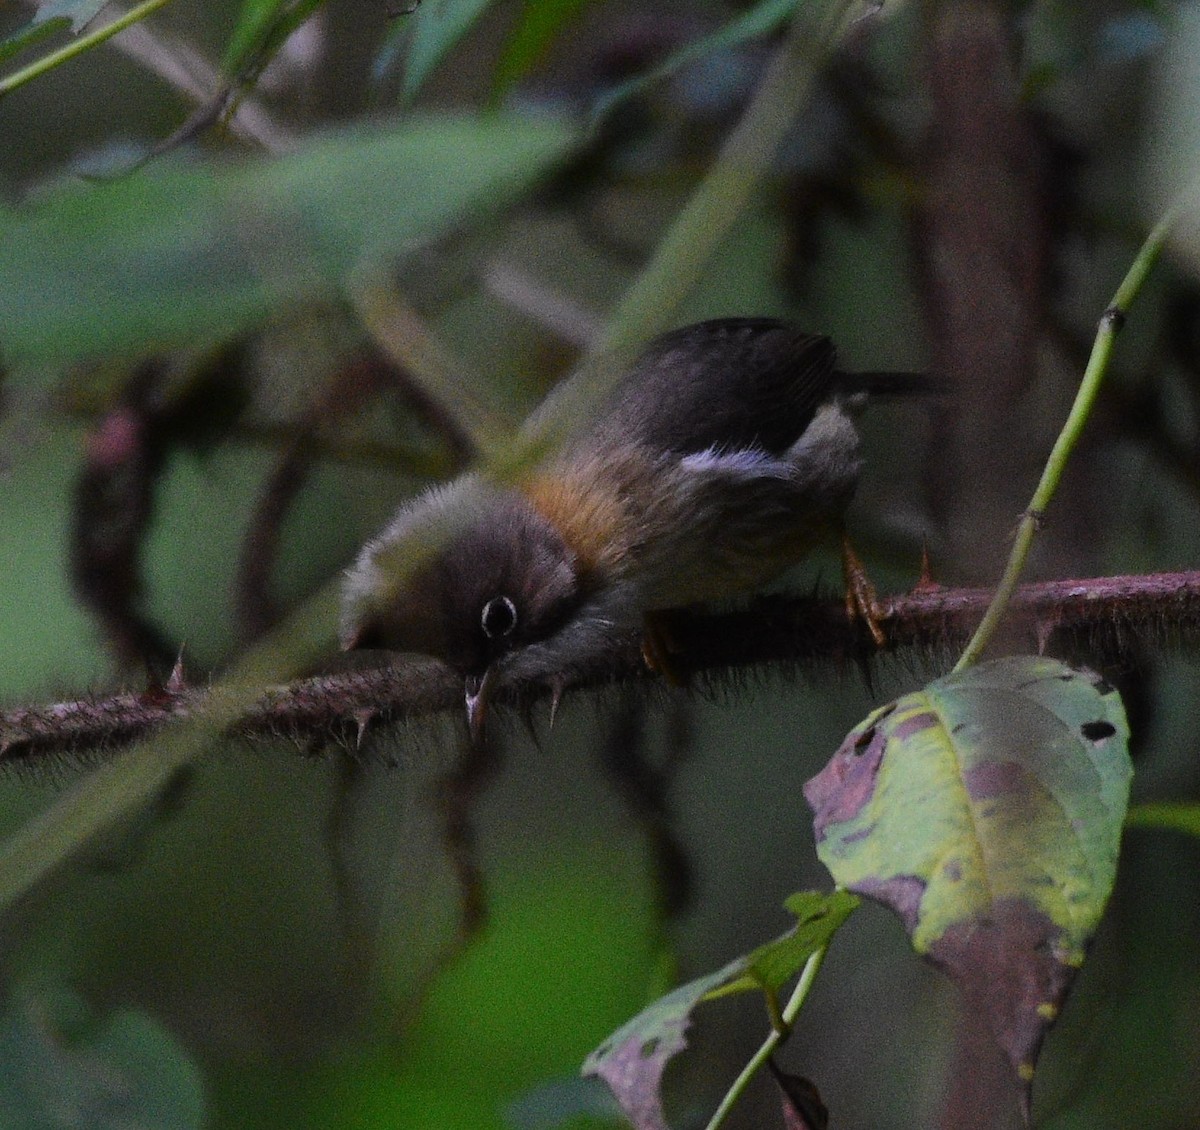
[3,570,1199,766]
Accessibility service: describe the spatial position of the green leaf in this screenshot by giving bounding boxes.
[1127,801,1200,836]
[395,0,497,105]
[0,984,206,1129]
[582,891,857,1130]
[0,113,576,367]
[0,19,66,68]
[222,0,325,79]
[0,0,109,67]
[704,890,858,1000]
[26,0,108,34]
[805,656,1132,1117]
[491,0,591,101]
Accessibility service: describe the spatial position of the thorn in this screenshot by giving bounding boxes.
[140,666,169,707]
[1035,614,1060,656]
[353,708,376,751]
[518,701,544,752]
[912,543,941,594]
[642,612,687,686]
[852,646,876,697]
[166,645,188,692]
[548,677,567,730]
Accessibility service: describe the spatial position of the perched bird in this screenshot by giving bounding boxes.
[341,317,925,733]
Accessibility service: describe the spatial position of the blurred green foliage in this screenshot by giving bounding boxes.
[1,2,1200,1129]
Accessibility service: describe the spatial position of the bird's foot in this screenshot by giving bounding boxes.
[841,535,887,647]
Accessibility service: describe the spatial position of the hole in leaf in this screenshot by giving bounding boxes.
[640,1037,660,1058]
[1080,720,1116,742]
[853,726,875,754]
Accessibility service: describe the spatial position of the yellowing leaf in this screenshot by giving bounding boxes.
[804,656,1131,1119]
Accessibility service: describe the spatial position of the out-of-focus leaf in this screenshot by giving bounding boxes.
[33,0,109,31]
[0,984,206,1129]
[222,0,324,77]
[582,891,857,1130]
[0,0,109,66]
[395,0,497,105]
[29,0,108,34]
[588,0,798,125]
[505,1074,619,1130]
[805,656,1132,1119]
[0,113,575,367]
[583,0,906,122]
[1097,11,1166,63]
[230,846,664,1128]
[1127,801,1200,836]
[0,19,66,67]
[491,0,591,101]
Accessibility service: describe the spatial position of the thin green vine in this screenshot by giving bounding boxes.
[703,941,832,1130]
[953,207,1178,672]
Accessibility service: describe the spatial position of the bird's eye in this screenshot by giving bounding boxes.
[481,595,518,639]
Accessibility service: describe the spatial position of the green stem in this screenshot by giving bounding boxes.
[0,0,177,100]
[703,942,831,1130]
[516,0,858,467]
[953,208,1177,673]
[351,283,516,461]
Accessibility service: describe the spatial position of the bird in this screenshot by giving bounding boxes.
[340,317,927,735]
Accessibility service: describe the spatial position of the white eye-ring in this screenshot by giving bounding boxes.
[481,595,518,639]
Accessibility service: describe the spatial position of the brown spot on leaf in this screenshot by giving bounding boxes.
[804,723,886,834]
[855,875,927,934]
[965,759,1027,801]
[893,710,940,741]
[925,899,1078,1122]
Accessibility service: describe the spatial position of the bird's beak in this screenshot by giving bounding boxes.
[464,668,497,743]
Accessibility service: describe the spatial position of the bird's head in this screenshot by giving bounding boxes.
[341,480,583,736]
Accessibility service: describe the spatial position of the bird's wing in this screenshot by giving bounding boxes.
[586,318,839,457]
